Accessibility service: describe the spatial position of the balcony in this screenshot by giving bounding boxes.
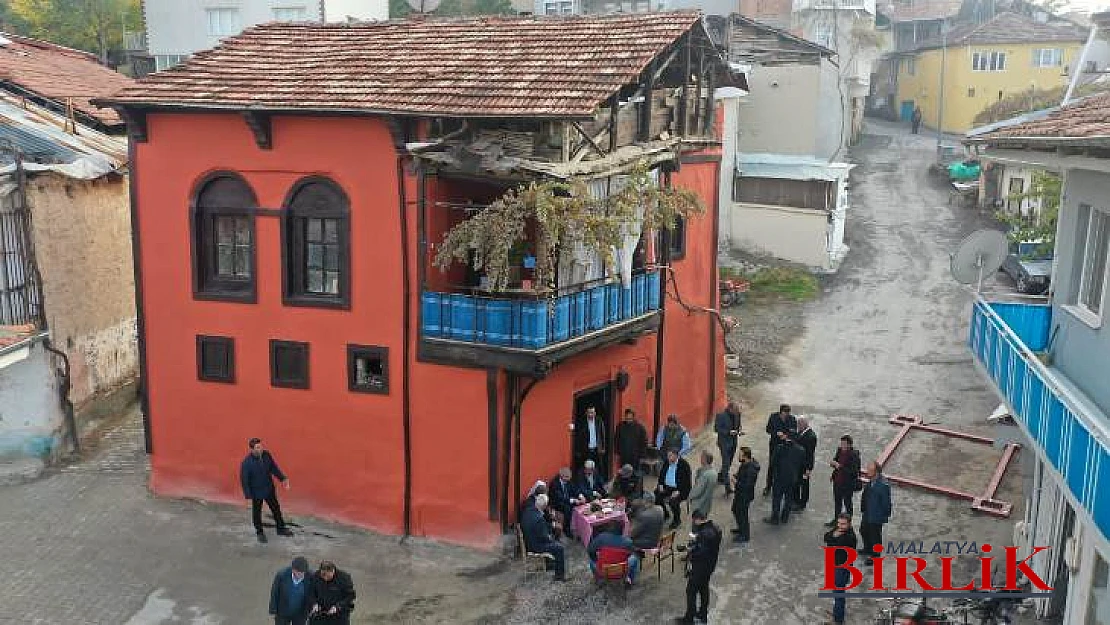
[969,297,1110,540]
[420,270,661,375]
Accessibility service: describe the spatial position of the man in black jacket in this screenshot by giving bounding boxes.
[573,405,606,470]
[794,417,818,511]
[240,437,293,543]
[763,404,797,495]
[614,408,648,471]
[826,435,862,528]
[714,402,743,494]
[521,494,565,581]
[269,556,311,625]
[730,446,760,544]
[824,513,858,625]
[654,448,693,529]
[307,561,356,625]
[765,433,805,525]
[676,510,722,624]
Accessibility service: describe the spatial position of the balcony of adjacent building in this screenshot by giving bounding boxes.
[968,295,1110,541]
[417,174,666,376]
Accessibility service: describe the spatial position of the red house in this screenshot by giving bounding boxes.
[100,12,733,548]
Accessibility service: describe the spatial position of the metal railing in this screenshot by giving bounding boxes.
[422,270,661,349]
[0,162,41,328]
[968,296,1109,540]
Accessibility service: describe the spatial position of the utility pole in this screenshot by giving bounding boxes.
[936,22,948,155]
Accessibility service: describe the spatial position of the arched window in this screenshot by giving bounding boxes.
[192,173,257,301]
[283,177,350,307]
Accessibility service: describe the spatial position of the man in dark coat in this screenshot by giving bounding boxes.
[576,459,608,500]
[240,437,293,542]
[763,404,797,495]
[654,447,692,529]
[676,510,722,624]
[911,106,923,134]
[521,494,565,581]
[826,435,862,528]
[859,461,893,564]
[794,417,818,511]
[614,408,648,471]
[573,405,606,470]
[824,513,859,625]
[269,556,311,625]
[730,446,759,544]
[714,402,743,494]
[629,498,665,550]
[307,561,356,625]
[765,433,805,525]
[549,467,581,537]
[613,464,640,499]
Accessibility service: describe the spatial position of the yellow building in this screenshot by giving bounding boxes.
[894,12,1086,134]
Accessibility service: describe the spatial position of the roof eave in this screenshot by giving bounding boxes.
[91,100,601,121]
[969,135,1110,148]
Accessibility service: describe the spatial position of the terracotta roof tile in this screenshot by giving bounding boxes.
[914,12,1086,50]
[973,92,1110,143]
[0,33,134,126]
[105,12,703,118]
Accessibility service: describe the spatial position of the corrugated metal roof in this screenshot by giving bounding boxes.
[737,153,853,181]
[0,94,125,179]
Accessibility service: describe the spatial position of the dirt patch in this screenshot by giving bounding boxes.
[723,293,809,390]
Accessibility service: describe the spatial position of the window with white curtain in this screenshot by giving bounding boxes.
[1032,48,1063,67]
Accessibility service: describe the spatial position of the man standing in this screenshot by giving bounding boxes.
[763,404,797,495]
[687,452,718,518]
[614,408,648,471]
[765,432,805,525]
[714,402,743,494]
[574,406,606,470]
[269,556,311,625]
[654,447,692,529]
[859,461,892,565]
[730,446,759,544]
[794,417,818,512]
[521,494,566,582]
[826,435,861,528]
[824,513,858,625]
[676,509,722,625]
[656,414,693,457]
[240,437,293,543]
[911,106,923,134]
[307,561,356,625]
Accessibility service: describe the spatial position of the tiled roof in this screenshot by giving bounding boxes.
[879,0,962,22]
[0,324,38,350]
[0,33,134,127]
[103,12,704,118]
[914,12,1086,50]
[971,92,1110,144]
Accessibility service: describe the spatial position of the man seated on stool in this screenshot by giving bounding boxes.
[549,468,580,538]
[576,459,608,501]
[521,494,566,582]
[587,521,640,586]
[654,447,692,529]
[613,464,640,499]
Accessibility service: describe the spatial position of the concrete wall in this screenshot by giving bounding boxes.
[738,0,791,28]
[324,0,388,20]
[737,64,822,156]
[0,341,64,460]
[727,202,831,269]
[1048,167,1110,414]
[26,173,138,417]
[896,41,1084,134]
[817,58,847,159]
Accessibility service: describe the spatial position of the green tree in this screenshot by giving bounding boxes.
[9,0,141,62]
[996,169,1061,255]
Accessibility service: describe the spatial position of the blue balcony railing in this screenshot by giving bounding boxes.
[421,270,661,349]
[969,298,1110,541]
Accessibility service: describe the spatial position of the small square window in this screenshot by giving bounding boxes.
[968,87,976,97]
[348,345,389,394]
[197,335,234,383]
[270,340,309,389]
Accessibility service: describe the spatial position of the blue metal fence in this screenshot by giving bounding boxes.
[969,299,1110,541]
[422,271,661,350]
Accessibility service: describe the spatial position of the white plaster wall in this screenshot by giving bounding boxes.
[324,0,388,21]
[0,341,64,460]
[737,64,821,157]
[728,202,831,269]
[71,318,139,410]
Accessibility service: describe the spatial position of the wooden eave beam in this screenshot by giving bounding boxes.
[243,110,272,150]
[119,108,148,143]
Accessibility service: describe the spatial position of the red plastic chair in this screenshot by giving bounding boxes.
[594,546,632,583]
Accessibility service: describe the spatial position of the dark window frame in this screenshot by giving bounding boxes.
[347,344,389,394]
[281,176,351,309]
[269,339,309,389]
[667,214,687,261]
[190,172,258,303]
[196,335,235,383]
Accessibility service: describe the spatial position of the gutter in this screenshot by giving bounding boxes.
[396,154,414,541]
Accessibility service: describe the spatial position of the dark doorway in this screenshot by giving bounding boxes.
[572,384,613,479]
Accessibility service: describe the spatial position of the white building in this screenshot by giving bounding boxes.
[144,0,389,71]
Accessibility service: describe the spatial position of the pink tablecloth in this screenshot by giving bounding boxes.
[571,502,629,547]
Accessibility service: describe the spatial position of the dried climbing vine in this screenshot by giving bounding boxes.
[433,160,704,293]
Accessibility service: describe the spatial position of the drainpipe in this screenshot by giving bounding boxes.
[42,339,78,454]
[1063,25,1098,106]
[396,154,414,541]
[511,376,540,525]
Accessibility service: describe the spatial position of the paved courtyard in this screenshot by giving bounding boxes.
[0,121,1032,625]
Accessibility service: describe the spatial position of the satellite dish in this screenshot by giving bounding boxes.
[406,0,442,12]
[950,229,1008,292]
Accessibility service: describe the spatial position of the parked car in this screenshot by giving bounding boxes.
[1000,241,1052,294]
